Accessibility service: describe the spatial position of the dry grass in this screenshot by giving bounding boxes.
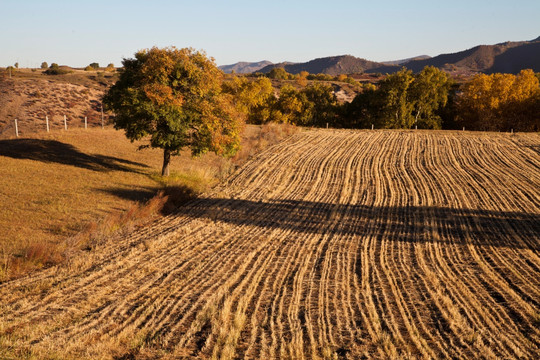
[0,124,297,281]
[1,129,538,359]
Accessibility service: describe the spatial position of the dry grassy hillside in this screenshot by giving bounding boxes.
[0,69,115,138]
[0,124,296,280]
[1,129,538,359]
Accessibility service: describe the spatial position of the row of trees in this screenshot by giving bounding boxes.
[344,67,451,129]
[223,66,453,129]
[103,47,539,176]
[222,77,338,126]
[228,67,539,132]
[456,70,540,131]
[253,67,362,88]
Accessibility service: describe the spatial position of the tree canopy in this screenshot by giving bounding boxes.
[456,69,540,131]
[103,46,244,176]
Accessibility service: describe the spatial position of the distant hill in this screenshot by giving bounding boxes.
[385,37,540,74]
[382,55,431,66]
[258,55,385,75]
[219,61,273,74]
[223,36,540,76]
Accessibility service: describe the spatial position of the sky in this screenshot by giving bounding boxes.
[1,0,539,68]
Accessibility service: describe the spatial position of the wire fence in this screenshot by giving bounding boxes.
[0,111,111,139]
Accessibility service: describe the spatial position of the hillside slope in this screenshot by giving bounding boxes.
[259,55,385,75]
[2,130,539,359]
[0,70,116,138]
[384,37,540,74]
[219,60,273,74]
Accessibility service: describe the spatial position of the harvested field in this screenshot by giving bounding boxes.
[1,129,540,359]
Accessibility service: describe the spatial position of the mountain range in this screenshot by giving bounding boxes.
[219,36,540,75]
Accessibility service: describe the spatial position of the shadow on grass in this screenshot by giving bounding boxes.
[101,185,198,214]
[0,138,149,173]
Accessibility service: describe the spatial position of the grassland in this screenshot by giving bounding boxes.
[1,129,538,359]
[0,124,296,280]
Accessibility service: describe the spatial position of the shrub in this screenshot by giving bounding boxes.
[44,63,71,75]
[267,67,290,80]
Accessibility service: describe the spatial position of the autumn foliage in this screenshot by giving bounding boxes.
[456,69,540,131]
[104,47,244,176]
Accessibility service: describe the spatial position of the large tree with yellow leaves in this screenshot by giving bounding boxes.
[103,47,243,176]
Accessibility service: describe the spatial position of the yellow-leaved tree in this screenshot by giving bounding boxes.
[457,70,540,131]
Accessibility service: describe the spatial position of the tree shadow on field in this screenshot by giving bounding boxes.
[101,185,199,214]
[0,138,148,173]
[173,197,540,251]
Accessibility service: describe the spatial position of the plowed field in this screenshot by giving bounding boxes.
[1,130,540,359]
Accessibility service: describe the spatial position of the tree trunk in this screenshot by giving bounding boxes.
[162,149,171,176]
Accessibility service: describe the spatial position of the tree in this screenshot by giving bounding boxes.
[272,85,308,124]
[103,46,244,176]
[222,76,275,124]
[267,67,290,80]
[377,68,415,128]
[40,62,48,69]
[302,82,338,126]
[14,62,19,69]
[89,62,99,69]
[44,63,71,75]
[409,66,451,129]
[343,85,383,129]
[456,70,539,131]
[295,71,309,87]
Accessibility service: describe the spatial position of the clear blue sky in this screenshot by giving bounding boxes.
[1,0,539,68]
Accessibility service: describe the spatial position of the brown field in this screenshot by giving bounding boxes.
[1,129,539,359]
[0,124,294,280]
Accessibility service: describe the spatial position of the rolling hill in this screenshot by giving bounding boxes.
[224,36,539,75]
[219,60,273,74]
[258,55,385,75]
[393,37,540,74]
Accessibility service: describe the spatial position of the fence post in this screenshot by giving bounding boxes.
[64,115,67,130]
[46,115,49,132]
[371,124,374,130]
[85,116,87,129]
[14,119,18,137]
[463,127,465,132]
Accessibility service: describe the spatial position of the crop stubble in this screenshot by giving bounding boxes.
[1,130,539,359]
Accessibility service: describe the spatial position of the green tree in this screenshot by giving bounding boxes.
[409,66,451,129]
[14,62,19,69]
[343,85,383,128]
[89,62,99,69]
[302,82,338,126]
[103,46,244,176]
[40,62,48,69]
[44,63,71,75]
[378,68,415,128]
[267,67,290,80]
[272,85,308,124]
